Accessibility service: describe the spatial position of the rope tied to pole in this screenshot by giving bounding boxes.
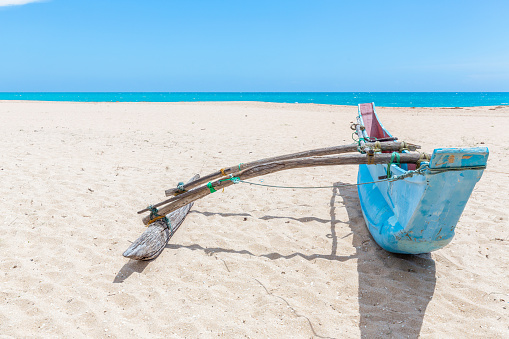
[146,205,173,234]
[387,152,401,179]
[174,182,186,195]
[224,175,241,184]
[352,132,366,152]
[373,141,382,153]
[417,152,431,167]
[206,176,241,194]
[399,141,409,152]
[207,182,217,193]
[367,153,375,164]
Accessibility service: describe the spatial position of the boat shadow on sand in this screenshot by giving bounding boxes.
[336,182,436,338]
[114,183,436,338]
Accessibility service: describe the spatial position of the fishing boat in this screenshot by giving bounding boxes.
[356,103,488,254]
[124,103,488,260]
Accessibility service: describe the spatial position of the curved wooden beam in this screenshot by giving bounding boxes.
[141,152,424,225]
[138,141,420,214]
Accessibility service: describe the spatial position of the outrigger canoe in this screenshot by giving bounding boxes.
[125,103,488,260]
[356,103,488,254]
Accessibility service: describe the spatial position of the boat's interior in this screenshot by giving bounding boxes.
[358,103,392,141]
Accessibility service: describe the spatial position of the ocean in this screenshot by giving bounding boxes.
[0,92,508,107]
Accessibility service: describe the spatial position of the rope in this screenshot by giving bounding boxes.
[220,168,227,177]
[146,205,173,234]
[237,175,409,190]
[206,176,241,194]
[223,176,241,184]
[352,132,366,153]
[399,141,408,152]
[367,153,374,164]
[202,164,486,192]
[386,152,400,178]
[427,165,487,173]
[417,152,431,167]
[237,167,428,189]
[147,215,166,225]
[175,181,186,195]
[373,141,382,153]
[207,182,217,193]
[352,132,364,144]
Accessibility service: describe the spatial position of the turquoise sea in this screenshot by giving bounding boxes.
[0,92,508,107]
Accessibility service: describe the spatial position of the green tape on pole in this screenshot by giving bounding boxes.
[207,182,217,193]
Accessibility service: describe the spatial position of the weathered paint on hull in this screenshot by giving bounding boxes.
[357,147,488,254]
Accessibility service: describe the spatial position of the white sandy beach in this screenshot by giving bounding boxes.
[0,101,508,338]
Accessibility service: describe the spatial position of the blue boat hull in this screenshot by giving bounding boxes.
[357,147,488,254]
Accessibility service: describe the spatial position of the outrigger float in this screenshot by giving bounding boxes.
[124,103,488,260]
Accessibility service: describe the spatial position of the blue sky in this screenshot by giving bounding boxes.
[1,0,508,91]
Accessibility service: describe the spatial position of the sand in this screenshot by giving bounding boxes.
[0,101,507,338]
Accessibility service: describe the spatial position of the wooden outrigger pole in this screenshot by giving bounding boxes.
[161,140,417,198]
[137,141,420,215]
[124,140,425,260]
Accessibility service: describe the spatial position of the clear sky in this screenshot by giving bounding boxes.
[1,0,508,92]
